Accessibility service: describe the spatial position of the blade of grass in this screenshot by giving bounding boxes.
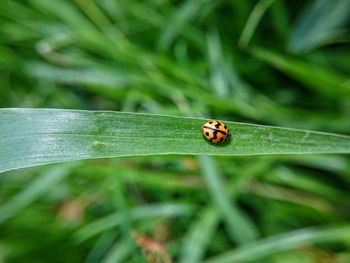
[199,156,259,244]
[207,30,230,96]
[30,0,96,32]
[179,207,219,263]
[25,62,244,113]
[247,182,337,213]
[251,47,350,99]
[288,0,350,53]
[270,166,348,202]
[204,224,350,263]
[85,232,118,263]
[0,109,350,172]
[109,171,134,243]
[26,62,138,88]
[238,0,275,48]
[158,0,220,51]
[75,203,193,242]
[74,0,112,31]
[101,238,134,263]
[0,163,75,223]
[270,0,290,39]
[1,108,350,173]
[284,155,349,175]
[76,164,204,191]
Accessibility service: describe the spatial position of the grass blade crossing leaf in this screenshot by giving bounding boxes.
[1,108,350,173]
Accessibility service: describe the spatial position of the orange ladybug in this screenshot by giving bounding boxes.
[202,120,230,144]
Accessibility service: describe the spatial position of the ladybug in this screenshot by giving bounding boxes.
[202,120,230,144]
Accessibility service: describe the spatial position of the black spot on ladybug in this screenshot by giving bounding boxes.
[224,125,227,129]
[209,121,213,124]
[212,130,218,140]
[215,122,221,128]
[205,132,209,136]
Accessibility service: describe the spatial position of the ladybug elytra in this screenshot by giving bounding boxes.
[202,120,230,144]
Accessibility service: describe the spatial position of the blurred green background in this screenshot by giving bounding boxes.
[1,0,350,262]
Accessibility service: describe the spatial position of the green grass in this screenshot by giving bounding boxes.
[1,0,350,262]
[1,108,350,173]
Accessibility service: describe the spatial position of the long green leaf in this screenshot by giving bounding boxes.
[1,108,350,173]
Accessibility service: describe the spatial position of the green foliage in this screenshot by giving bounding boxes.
[288,0,350,53]
[1,108,350,173]
[205,224,350,263]
[1,0,350,262]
